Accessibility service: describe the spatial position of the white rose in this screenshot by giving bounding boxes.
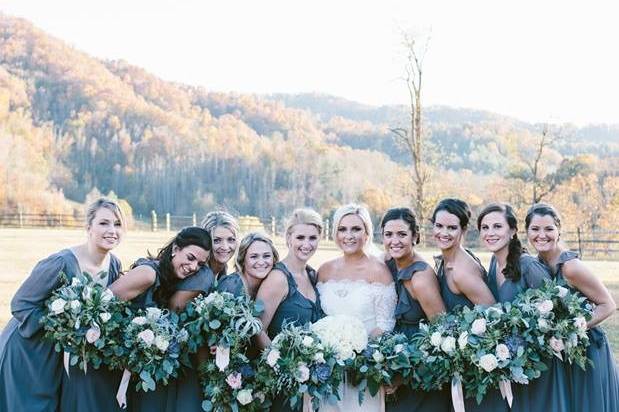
[51,298,67,314]
[99,312,112,323]
[458,331,469,350]
[204,292,217,305]
[479,354,498,372]
[556,286,569,298]
[495,344,510,361]
[294,363,310,382]
[71,277,82,287]
[155,335,169,352]
[574,316,587,332]
[302,336,314,347]
[82,286,92,301]
[471,318,487,336]
[266,349,280,367]
[146,307,162,320]
[394,344,405,353]
[549,337,565,353]
[441,336,456,354]
[236,389,253,406]
[70,300,82,313]
[132,316,147,326]
[138,329,155,346]
[314,352,325,363]
[86,326,101,344]
[537,319,549,330]
[537,300,554,315]
[372,350,385,363]
[101,288,114,304]
[430,332,443,347]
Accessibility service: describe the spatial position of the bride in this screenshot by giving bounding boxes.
[317,204,397,411]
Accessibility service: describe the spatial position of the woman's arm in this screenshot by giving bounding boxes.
[563,259,616,328]
[169,290,201,312]
[452,267,496,306]
[254,270,288,349]
[408,269,446,320]
[109,265,156,301]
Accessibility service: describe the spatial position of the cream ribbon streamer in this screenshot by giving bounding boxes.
[451,375,466,412]
[499,380,513,407]
[63,351,70,376]
[215,346,230,371]
[302,393,312,412]
[116,369,132,409]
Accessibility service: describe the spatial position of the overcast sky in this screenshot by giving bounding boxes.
[2,0,617,125]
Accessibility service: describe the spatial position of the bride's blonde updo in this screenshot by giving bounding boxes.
[285,208,324,236]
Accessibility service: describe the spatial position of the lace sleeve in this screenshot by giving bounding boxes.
[373,283,397,332]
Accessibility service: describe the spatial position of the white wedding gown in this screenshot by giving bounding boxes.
[317,279,397,412]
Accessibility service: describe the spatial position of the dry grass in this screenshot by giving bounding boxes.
[1,228,617,357]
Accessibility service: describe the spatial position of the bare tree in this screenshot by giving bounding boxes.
[390,31,431,223]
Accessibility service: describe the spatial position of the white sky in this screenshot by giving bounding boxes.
[1,0,618,125]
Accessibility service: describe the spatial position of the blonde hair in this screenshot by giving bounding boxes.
[332,203,375,252]
[86,198,125,228]
[235,232,280,273]
[285,208,323,236]
[200,211,240,238]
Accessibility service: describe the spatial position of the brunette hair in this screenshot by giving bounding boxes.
[431,198,472,230]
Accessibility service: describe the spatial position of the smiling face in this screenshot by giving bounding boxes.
[87,207,123,252]
[382,219,414,260]
[286,223,320,262]
[171,245,209,279]
[526,214,560,254]
[432,210,464,251]
[243,240,275,280]
[336,214,368,255]
[479,211,515,253]
[211,226,237,265]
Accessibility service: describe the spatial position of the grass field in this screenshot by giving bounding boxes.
[1,227,617,357]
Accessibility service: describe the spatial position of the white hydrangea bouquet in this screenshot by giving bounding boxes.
[182,291,263,371]
[310,315,368,363]
[257,323,345,411]
[108,306,189,405]
[41,271,127,374]
[514,279,593,369]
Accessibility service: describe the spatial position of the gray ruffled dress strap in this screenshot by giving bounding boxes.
[216,272,245,297]
[391,260,430,335]
[175,265,215,294]
[436,255,474,312]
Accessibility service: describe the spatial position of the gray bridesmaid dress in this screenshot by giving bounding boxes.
[216,272,245,297]
[0,249,120,412]
[385,258,450,412]
[268,261,324,412]
[436,253,509,412]
[487,254,570,412]
[544,251,619,412]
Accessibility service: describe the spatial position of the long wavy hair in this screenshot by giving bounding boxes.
[477,203,525,281]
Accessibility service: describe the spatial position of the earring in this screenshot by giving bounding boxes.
[171,253,176,258]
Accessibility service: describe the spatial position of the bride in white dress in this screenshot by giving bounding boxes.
[317,204,397,412]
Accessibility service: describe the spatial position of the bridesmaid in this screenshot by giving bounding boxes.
[381,207,449,412]
[201,211,239,279]
[255,208,324,412]
[0,198,125,412]
[109,226,211,412]
[431,198,506,412]
[217,232,279,299]
[525,203,619,412]
[477,202,567,411]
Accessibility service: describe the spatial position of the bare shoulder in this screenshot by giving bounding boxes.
[125,264,157,285]
[263,268,288,288]
[368,255,393,285]
[451,256,483,286]
[561,258,588,282]
[318,257,341,282]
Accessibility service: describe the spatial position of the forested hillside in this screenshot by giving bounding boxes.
[1,14,617,229]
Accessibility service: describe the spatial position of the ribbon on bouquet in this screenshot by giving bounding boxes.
[63,351,71,377]
[302,393,313,412]
[116,369,132,409]
[499,380,513,407]
[215,345,230,371]
[451,375,466,412]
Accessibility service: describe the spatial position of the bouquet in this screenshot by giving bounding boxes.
[349,332,413,403]
[515,279,593,368]
[310,315,368,362]
[41,272,127,373]
[109,307,189,393]
[257,323,345,411]
[200,351,269,412]
[182,291,263,370]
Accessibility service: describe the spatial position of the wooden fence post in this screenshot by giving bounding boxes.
[324,218,330,240]
[18,210,23,228]
[166,213,171,232]
[577,227,583,258]
[271,216,276,236]
[151,210,158,232]
[192,213,197,226]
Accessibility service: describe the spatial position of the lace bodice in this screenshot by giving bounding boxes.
[317,279,397,334]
